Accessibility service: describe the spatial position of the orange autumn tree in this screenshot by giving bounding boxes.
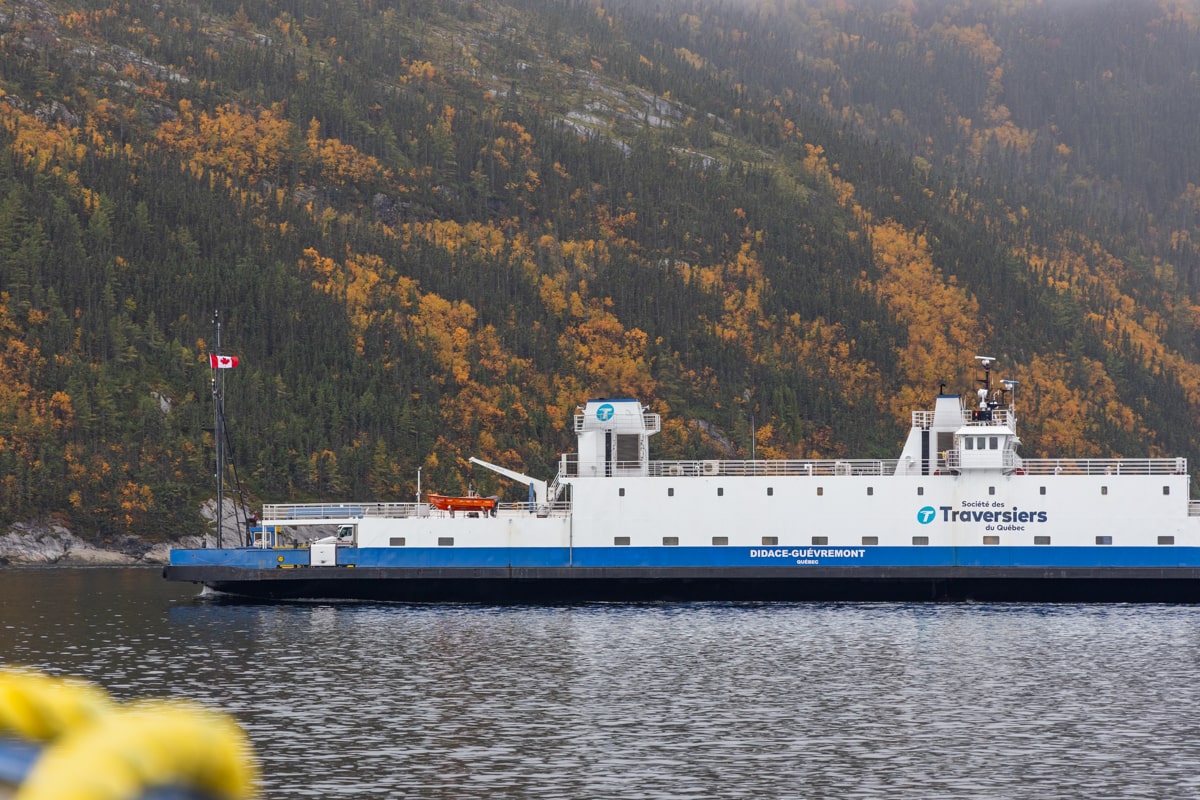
[157,100,294,185]
[863,219,990,425]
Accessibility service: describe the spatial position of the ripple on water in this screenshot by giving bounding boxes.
[4,570,1200,798]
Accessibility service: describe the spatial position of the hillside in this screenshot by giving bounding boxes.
[1,0,1198,541]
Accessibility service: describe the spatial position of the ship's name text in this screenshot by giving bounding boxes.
[750,548,867,559]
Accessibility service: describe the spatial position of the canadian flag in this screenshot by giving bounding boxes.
[209,354,239,369]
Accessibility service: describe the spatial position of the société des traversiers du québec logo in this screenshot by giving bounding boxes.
[917,503,1048,530]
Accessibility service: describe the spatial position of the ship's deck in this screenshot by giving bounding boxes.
[261,455,1197,525]
[261,500,573,524]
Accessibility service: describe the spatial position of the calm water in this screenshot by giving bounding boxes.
[3,567,1200,798]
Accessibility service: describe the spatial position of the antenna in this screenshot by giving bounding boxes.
[973,355,995,401]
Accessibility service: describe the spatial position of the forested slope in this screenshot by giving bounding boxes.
[1,0,1198,540]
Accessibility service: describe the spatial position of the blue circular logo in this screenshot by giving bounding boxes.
[916,506,937,525]
[596,403,615,422]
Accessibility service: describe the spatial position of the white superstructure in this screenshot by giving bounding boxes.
[257,358,1200,559]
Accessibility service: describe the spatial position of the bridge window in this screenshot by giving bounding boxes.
[812,536,828,545]
[712,536,729,546]
[616,433,639,462]
[762,536,778,546]
[614,536,630,546]
[862,536,879,546]
[990,437,999,449]
[964,438,974,450]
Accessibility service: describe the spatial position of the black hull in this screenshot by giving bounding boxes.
[164,565,1200,603]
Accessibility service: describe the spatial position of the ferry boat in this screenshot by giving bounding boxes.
[164,356,1200,602]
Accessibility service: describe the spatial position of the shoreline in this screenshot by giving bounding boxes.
[0,497,242,566]
[2,499,317,566]
[0,519,194,566]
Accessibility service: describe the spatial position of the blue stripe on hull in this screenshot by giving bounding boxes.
[169,548,310,568]
[169,546,1200,570]
[573,546,1200,568]
[345,547,572,568]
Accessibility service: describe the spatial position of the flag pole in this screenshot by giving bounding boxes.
[213,310,223,549]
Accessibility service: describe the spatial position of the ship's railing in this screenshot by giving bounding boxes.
[574,411,662,433]
[911,408,1015,429]
[556,455,1190,479]
[942,450,1023,470]
[647,459,900,477]
[560,455,903,477]
[1189,502,1200,517]
[1016,458,1188,476]
[261,500,572,523]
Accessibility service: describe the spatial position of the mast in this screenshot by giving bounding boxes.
[213,310,224,548]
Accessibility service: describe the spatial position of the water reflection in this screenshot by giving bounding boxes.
[3,568,1200,798]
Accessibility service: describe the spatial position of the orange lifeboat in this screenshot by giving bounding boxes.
[427,493,498,513]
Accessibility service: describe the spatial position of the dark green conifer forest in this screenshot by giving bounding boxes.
[1,0,1198,540]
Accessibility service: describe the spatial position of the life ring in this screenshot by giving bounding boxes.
[1014,468,1025,475]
